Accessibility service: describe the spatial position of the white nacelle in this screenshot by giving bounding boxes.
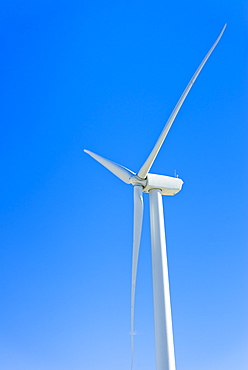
[142,173,183,195]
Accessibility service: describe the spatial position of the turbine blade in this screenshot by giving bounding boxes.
[137,24,227,179]
[84,149,135,184]
[131,185,144,369]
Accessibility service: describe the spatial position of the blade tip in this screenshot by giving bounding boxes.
[220,23,227,36]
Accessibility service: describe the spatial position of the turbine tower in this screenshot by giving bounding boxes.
[85,25,226,370]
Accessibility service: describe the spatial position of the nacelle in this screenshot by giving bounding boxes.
[142,173,183,195]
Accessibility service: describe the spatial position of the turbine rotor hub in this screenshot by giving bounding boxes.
[130,175,147,187]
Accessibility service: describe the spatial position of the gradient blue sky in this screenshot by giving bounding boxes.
[0,1,247,369]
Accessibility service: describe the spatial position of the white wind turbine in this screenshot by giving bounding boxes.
[84,25,226,370]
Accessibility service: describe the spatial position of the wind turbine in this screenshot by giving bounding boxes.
[84,25,226,370]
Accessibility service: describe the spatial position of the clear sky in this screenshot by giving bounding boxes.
[0,1,247,369]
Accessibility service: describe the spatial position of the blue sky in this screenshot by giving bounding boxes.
[0,1,247,369]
